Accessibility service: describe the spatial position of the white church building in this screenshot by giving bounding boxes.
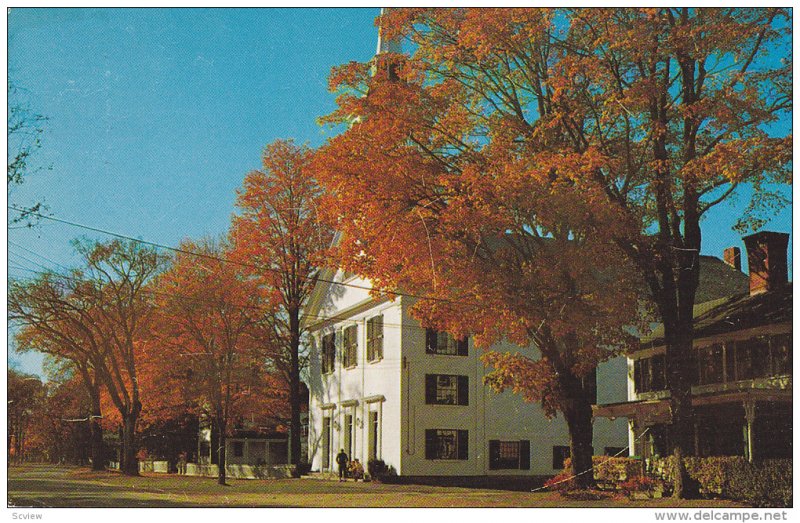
[304,12,627,479]
[304,267,629,478]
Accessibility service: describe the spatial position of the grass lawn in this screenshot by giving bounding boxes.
[8,463,746,508]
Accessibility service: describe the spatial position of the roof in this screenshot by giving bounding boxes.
[641,284,792,348]
[693,255,750,303]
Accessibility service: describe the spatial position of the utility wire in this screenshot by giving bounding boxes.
[7,260,464,336]
[7,205,479,309]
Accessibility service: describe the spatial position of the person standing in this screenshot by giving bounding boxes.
[335,449,349,482]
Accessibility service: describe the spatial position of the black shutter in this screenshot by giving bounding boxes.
[425,374,437,404]
[488,440,499,470]
[457,337,469,356]
[426,329,437,353]
[425,430,436,460]
[457,375,469,406]
[519,440,530,470]
[366,319,373,361]
[457,430,469,460]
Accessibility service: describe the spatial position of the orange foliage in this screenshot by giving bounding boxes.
[315,9,646,416]
[316,9,790,488]
[149,238,287,434]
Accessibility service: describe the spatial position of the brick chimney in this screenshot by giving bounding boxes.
[723,246,742,272]
[742,231,789,295]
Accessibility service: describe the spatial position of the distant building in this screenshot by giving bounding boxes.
[197,383,309,467]
[594,231,792,461]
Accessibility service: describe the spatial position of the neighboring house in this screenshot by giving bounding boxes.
[197,425,288,467]
[303,265,630,478]
[224,430,289,467]
[196,383,309,467]
[594,231,792,462]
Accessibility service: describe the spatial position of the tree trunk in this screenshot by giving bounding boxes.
[560,374,596,489]
[89,412,105,471]
[289,305,302,477]
[217,418,227,486]
[89,392,105,471]
[120,403,141,476]
[666,323,696,498]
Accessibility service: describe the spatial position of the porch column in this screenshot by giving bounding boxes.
[743,400,756,462]
[244,439,249,463]
[378,400,383,460]
[265,440,271,465]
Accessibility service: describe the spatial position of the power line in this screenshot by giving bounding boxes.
[8,239,71,271]
[7,205,473,309]
[7,259,449,336]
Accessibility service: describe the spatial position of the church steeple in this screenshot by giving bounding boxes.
[375,8,401,55]
[372,8,401,82]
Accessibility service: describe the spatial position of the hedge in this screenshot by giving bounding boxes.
[592,456,644,487]
[649,456,792,507]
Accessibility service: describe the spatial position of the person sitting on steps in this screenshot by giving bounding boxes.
[349,458,364,481]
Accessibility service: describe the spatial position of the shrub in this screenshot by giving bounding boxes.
[367,458,386,478]
[544,471,576,492]
[619,475,655,496]
[593,456,643,487]
[367,459,398,483]
[649,456,792,507]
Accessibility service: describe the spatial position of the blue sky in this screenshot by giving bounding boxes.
[7,8,792,376]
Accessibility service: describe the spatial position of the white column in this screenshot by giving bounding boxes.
[744,400,756,462]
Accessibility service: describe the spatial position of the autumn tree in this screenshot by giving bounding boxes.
[315,9,645,487]
[10,239,166,474]
[26,369,95,465]
[558,8,791,496]
[9,274,107,470]
[153,238,285,485]
[231,139,334,474]
[318,8,791,495]
[7,368,45,463]
[78,239,166,475]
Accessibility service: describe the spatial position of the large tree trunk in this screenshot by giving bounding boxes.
[541,331,597,490]
[89,413,105,471]
[665,308,697,498]
[560,373,596,489]
[289,305,302,477]
[89,390,105,471]
[120,402,141,476]
[660,200,700,498]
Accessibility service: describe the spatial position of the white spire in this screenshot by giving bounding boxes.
[375,8,401,55]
